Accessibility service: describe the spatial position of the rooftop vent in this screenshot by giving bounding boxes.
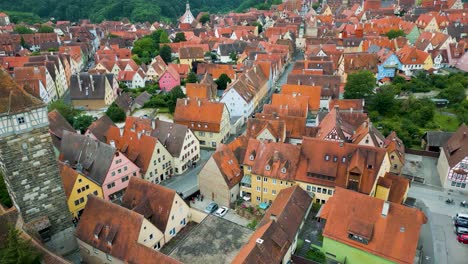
[381,201,390,217]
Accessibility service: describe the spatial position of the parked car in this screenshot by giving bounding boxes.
[455,226,468,235]
[214,206,229,217]
[204,202,218,214]
[453,213,468,228]
[457,234,468,244]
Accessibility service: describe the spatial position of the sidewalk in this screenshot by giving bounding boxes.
[190,198,249,227]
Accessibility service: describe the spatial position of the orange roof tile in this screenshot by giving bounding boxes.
[186,83,212,99]
[281,84,321,110]
[174,98,226,133]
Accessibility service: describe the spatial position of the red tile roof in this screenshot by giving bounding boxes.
[212,144,243,188]
[174,98,226,133]
[320,188,427,264]
[281,84,321,110]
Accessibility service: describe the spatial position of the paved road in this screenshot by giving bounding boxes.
[161,149,213,198]
[409,183,468,264]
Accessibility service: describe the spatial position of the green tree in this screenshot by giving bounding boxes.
[229,51,237,62]
[385,29,405,39]
[106,103,126,123]
[0,226,42,264]
[199,13,210,24]
[14,25,34,34]
[456,100,468,124]
[48,99,79,124]
[215,73,232,90]
[73,115,95,133]
[173,32,186,43]
[20,36,28,49]
[159,31,170,43]
[185,71,198,83]
[0,172,12,208]
[252,21,263,33]
[344,70,376,100]
[37,25,54,33]
[438,83,466,105]
[159,45,172,64]
[167,86,186,113]
[368,85,397,116]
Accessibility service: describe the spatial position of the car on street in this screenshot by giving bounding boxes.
[214,206,229,217]
[455,226,468,235]
[204,202,218,214]
[457,234,468,244]
[453,213,468,228]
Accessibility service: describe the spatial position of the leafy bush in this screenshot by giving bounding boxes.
[247,219,258,230]
[106,103,126,123]
[0,172,13,208]
[305,248,326,263]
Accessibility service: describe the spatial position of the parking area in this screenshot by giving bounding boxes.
[409,184,468,264]
[190,198,250,227]
[168,215,253,264]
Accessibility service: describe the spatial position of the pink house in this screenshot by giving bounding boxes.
[159,65,181,92]
[60,131,141,201]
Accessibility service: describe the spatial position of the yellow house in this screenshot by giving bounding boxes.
[294,138,391,204]
[423,54,433,70]
[374,172,410,204]
[59,163,103,219]
[240,139,301,206]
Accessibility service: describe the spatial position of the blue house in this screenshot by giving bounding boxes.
[376,50,402,80]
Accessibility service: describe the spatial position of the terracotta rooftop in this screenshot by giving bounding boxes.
[381,172,410,204]
[0,69,44,115]
[174,98,226,133]
[121,177,176,232]
[295,137,387,194]
[48,110,75,149]
[329,99,364,111]
[212,144,244,188]
[245,118,286,143]
[281,84,321,110]
[320,188,427,264]
[442,124,468,168]
[186,83,212,99]
[86,115,117,143]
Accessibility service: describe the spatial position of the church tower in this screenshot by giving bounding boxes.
[0,70,76,254]
[179,0,195,24]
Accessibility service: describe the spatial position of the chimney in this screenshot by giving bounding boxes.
[119,127,124,137]
[381,201,390,217]
[137,131,142,140]
[77,74,82,92]
[198,99,201,107]
[350,107,353,113]
[110,140,115,148]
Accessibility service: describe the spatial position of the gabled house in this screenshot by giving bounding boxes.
[179,46,205,67]
[159,66,181,92]
[14,66,56,102]
[233,186,313,264]
[85,115,117,143]
[186,83,214,100]
[117,70,145,89]
[373,172,410,204]
[295,137,390,204]
[70,73,118,110]
[106,120,173,184]
[416,14,439,32]
[199,143,244,207]
[240,138,301,206]
[384,131,405,175]
[318,188,427,264]
[58,162,103,219]
[280,84,322,112]
[245,118,287,143]
[375,48,402,80]
[59,131,141,202]
[122,177,191,248]
[351,121,386,148]
[145,55,167,81]
[75,196,180,264]
[437,124,468,191]
[151,119,200,175]
[396,45,432,75]
[174,98,230,149]
[316,107,368,142]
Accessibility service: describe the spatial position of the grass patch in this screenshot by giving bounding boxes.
[305,248,326,263]
[158,107,170,113]
[247,219,258,230]
[433,112,459,132]
[296,238,304,249]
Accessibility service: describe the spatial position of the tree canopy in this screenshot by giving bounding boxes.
[167,86,185,113]
[73,115,95,133]
[14,25,33,34]
[37,25,54,33]
[173,32,186,43]
[106,103,126,123]
[344,70,376,100]
[159,45,172,64]
[215,73,232,90]
[385,29,405,39]
[0,172,12,208]
[185,71,198,83]
[199,13,210,24]
[47,99,80,124]
[0,226,42,264]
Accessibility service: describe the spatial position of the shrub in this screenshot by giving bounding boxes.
[305,248,326,263]
[247,219,258,230]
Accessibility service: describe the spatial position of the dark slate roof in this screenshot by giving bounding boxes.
[48,110,75,149]
[87,115,117,143]
[59,130,115,185]
[218,41,248,56]
[423,131,455,148]
[114,93,133,112]
[134,91,152,107]
[70,73,107,100]
[151,119,188,158]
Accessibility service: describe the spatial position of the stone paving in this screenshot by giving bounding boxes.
[190,198,250,227]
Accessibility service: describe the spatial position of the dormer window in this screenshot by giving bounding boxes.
[249,155,255,161]
[281,167,286,173]
[265,165,271,171]
[325,155,330,161]
[342,157,346,163]
[17,116,25,125]
[333,156,338,163]
[367,164,373,169]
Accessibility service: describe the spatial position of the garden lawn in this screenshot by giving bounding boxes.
[433,111,459,132]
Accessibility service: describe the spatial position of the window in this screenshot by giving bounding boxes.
[322,188,327,194]
[107,182,115,189]
[169,228,176,236]
[328,189,333,195]
[312,186,316,192]
[78,178,82,183]
[149,234,153,240]
[265,165,271,171]
[272,179,277,184]
[256,196,261,202]
[264,177,268,182]
[133,172,137,176]
[256,186,261,191]
[111,171,116,176]
[307,185,311,191]
[93,190,98,195]
[325,155,330,161]
[263,188,268,192]
[116,159,122,164]
[249,155,254,160]
[117,169,122,174]
[124,166,127,171]
[122,176,129,182]
[180,218,186,225]
[77,189,82,194]
[17,116,25,124]
[199,132,205,136]
[247,166,252,171]
[317,187,322,193]
[74,199,80,206]
[212,142,217,147]
[256,176,261,181]
[272,190,277,195]
[93,248,98,254]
